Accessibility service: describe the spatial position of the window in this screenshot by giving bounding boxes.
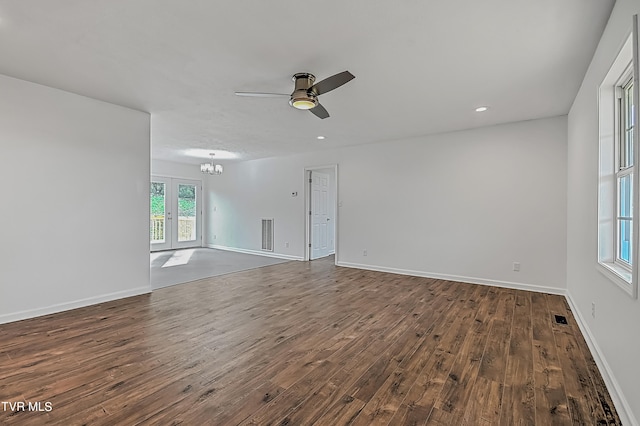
[615,75,634,267]
[597,30,638,299]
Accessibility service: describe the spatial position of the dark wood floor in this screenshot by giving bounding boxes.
[0,257,620,425]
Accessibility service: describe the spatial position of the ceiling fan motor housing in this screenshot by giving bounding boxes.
[289,73,318,109]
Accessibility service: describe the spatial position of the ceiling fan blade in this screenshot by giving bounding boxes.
[309,103,330,119]
[235,92,289,97]
[310,71,355,95]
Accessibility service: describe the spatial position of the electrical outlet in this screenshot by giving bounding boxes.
[213,234,216,240]
[592,302,596,318]
[285,242,289,248]
[513,262,520,272]
[363,250,368,256]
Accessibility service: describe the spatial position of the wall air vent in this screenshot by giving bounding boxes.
[261,218,274,251]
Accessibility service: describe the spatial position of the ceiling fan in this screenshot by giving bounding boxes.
[235,71,355,119]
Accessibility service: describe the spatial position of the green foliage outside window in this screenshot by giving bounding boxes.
[150,183,196,217]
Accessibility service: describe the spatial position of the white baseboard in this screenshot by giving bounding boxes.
[335,261,567,295]
[565,292,638,426]
[206,244,304,261]
[0,286,151,325]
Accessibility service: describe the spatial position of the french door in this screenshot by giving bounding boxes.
[150,176,202,251]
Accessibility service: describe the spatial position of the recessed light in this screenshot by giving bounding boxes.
[475,106,489,112]
[317,136,325,140]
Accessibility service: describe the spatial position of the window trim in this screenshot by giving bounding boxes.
[597,29,638,299]
[631,14,639,300]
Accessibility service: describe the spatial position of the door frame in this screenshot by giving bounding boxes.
[171,178,203,250]
[150,175,203,252]
[304,164,338,262]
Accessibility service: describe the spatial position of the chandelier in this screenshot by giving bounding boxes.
[200,153,223,175]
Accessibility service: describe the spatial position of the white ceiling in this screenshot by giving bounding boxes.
[0,1,615,164]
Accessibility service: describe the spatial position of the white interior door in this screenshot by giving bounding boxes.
[150,176,202,251]
[311,171,330,260]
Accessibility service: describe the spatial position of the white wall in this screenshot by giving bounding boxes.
[0,74,150,324]
[205,154,309,260]
[207,115,568,292]
[567,0,640,423]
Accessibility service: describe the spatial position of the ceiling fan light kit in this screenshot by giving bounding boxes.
[290,98,317,110]
[290,73,318,110]
[235,71,355,119]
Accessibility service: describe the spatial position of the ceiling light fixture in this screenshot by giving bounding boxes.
[289,73,320,110]
[317,136,325,140]
[475,106,489,112]
[290,96,317,110]
[200,153,223,175]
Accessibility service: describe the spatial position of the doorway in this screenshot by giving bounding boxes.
[305,166,338,261]
[150,176,202,251]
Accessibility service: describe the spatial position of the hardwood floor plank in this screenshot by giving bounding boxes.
[309,313,421,423]
[208,380,286,425]
[387,285,481,424]
[461,289,515,425]
[530,293,572,425]
[241,360,341,425]
[476,289,515,383]
[0,257,621,425]
[346,282,461,425]
[259,283,435,425]
[240,303,418,424]
[499,293,535,426]
[430,286,500,424]
[245,300,419,424]
[461,376,503,426]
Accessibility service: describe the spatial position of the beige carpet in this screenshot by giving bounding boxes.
[150,247,289,289]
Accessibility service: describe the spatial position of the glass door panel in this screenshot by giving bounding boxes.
[150,182,166,243]
[150,176,172,251]
[171,179,201,249]
[177,183,197,242]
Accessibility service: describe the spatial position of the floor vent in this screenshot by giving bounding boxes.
[554,314,568,325]
[261,218,274,251]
